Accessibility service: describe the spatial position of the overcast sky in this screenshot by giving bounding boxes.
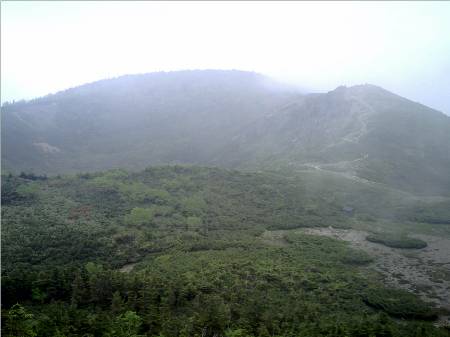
[2,1,450,114]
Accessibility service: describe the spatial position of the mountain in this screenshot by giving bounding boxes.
[2,70,450,196]
[2,71,450,336]
[217,84,450,196]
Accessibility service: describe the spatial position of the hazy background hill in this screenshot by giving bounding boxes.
[1,70,296,172]
[2,70,450,196]
[219,84,450,196]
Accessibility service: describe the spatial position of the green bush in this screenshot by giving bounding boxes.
[362,288,437,320]
[366,233,427,249]
[341,250,374,265]
[124,207,154,226]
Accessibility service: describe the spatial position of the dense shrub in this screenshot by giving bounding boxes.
[363,288,438,320]
[366,233,427,249]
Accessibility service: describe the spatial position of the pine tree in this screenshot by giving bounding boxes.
[3,304,37,337]
[71,270,86,307]
[111,291,125,315]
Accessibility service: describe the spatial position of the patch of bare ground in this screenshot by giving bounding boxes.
[119,262,137,273]
[261,230,290,247]
[296,227,450,326]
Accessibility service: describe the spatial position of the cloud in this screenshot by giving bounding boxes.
[1,1,449,114]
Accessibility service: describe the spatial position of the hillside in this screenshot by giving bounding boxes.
[221,84,450,196]
[2,70,450,196]
[1,70,296,173]
[2,166,450,336]
[3,166,448,273]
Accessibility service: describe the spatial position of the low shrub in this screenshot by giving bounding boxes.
[363,288,437,320]
[366,233,427,249]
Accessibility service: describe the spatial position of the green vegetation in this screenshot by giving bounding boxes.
[366,233,428,249]
[362,288,437,319]
[2,166,449,336]
[2,71,450,196]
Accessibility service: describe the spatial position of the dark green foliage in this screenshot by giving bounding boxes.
[19,172,48,181]
[401,201,450,225]
[2,166,362,272]
[2,304,37,337]
[340,250,374,265]
[1,167,448,337]
[106,311,143,337]
[366,233,428,249]
[363,288,438,320]
[1,175,24,204]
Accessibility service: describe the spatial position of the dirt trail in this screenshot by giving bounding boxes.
[299,162,395,190]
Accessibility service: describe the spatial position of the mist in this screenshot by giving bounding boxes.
[3,2,450,335]
[2,1,450,114]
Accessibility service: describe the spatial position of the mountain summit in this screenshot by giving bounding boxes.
[2,70,450,196]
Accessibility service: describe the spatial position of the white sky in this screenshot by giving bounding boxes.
[1,1,450,114]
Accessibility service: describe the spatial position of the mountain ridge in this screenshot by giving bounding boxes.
[2,70,449,196]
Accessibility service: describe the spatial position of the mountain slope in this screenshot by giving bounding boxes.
[2,70,449,196]
[217,84,450,196]
[1,70,297,173]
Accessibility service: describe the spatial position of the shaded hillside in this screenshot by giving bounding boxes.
[218,85,450,196]
[1,70,297,173]
[2,70,450,195]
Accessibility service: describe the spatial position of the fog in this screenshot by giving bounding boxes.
[1,1,449,114]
